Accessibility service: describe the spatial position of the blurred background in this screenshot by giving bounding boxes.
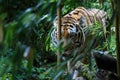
[0,0,117,80]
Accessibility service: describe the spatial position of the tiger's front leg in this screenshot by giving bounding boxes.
[62,54,79,79]
[67,60,79,80]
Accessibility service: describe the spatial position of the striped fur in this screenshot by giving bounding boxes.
[51,7,109,55]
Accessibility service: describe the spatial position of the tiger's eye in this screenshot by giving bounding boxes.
[70,25,73,28]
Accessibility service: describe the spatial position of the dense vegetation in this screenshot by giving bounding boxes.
[0,0,119,80]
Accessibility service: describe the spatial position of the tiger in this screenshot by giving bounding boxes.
[51,7,109,54]
[51,7,109,79]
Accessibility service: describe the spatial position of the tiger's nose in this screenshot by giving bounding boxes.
[62,29,69,39]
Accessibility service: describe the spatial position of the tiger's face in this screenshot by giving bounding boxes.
[62,23,78,37]
[60,23,78,49]
[51,16,85,54]
[52,24,77,46]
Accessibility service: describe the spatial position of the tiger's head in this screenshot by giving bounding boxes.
[51,16,86,54]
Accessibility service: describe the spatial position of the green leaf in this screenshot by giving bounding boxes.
[22,13,36,28]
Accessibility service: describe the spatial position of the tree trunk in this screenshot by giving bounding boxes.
[114,0,120,79]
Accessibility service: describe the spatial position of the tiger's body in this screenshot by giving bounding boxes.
[51,7,109,54]
[51,7,109,79]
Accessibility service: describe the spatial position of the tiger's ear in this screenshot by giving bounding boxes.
[53,16,58,27]
[79,16,86,27]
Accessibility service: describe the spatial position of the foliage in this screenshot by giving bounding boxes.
[0,0,115,80]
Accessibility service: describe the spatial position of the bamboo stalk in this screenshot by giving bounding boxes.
[57,0,61,70]
[56,1,62,80]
